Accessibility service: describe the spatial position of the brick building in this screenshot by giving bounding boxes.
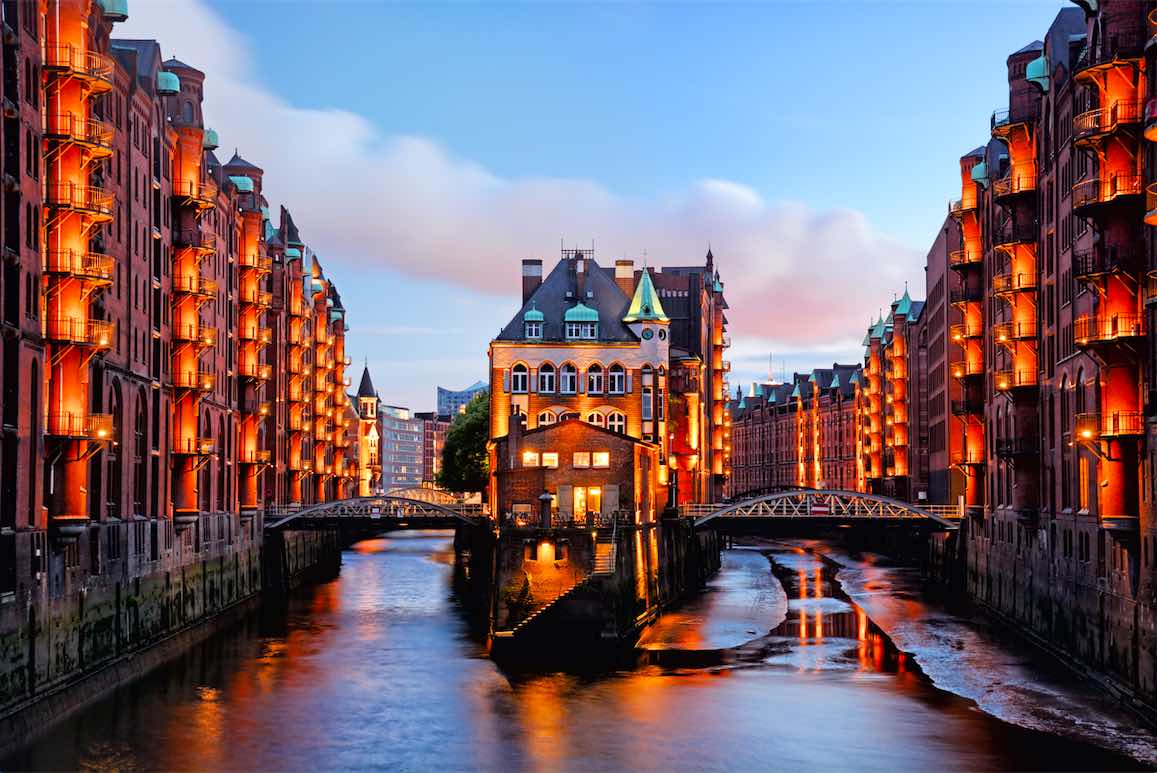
[0,0,363,605]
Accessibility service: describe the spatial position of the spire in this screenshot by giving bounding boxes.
[623,268,668,323]
[357,366,376,399]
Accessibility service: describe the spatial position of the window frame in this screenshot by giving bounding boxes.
[511,363,529,394]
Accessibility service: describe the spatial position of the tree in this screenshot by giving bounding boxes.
[437,390,489,497]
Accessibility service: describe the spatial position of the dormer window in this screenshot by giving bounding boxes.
[525,320,542,339]
[523,302,544,340]
[565,322,597,340]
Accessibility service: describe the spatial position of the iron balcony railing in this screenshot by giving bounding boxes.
[991,104,1041,133]
[172,370,215,392]
[239,253,273,272]
[992,221,1037,248]
[996,433,1039,458]
[949,198,975,217]
[1074,313,1145,346]
[44,113,114,155]
[1146,270,1157,306]
[1075,410,1145,439]
[44,317,114,348]
[1074,26,1147,74]
[950,398,983,416]
[951,359,984,379]
[1072,245,1142,280]
[992,271,1037,295]
[44,182,114,220]
[950,322,984,342]
[994,369,1038,391]
[993,320,1038,344]
[173,438,215,455]
[173,229,215,252]
[952,450,986,467]
[948,248,983,269]
[1073,100,1143,142]
[239,362,272,381]
[172,275,218,297]
[172,179,216,209]
[992,171,1038,199]
[172,323,215,346]
[1072,174,1143,211]
[239,288,272,307]
[42,45,115,88]
[238,326,272,344]
[46,412,114,440]
[43,249,113,283]
[949,286,984,305]
[240,450,272,464]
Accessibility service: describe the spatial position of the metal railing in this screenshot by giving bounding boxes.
[949,287,984,305]
[44,317,113,347]
[172,370,215,391]
[1074,313,1145,345]
[992,271,1037,294]
[951,359,984,378]
[172,179,216,207]
[173,438,215,455]
[994,369,1038,391]
[1072,174,1143,211]
[47,411,113,440]
[172,323,214,346]
[44,250,113,282]
[951,450,986,466]
[1074,26,1147,73]
[172,275,217,297]
[239,253,273,272]
[992,320,1037,343]
[1072,245,1140,280]
[992,221,1037,248]
[992,170,1038,199]
[1074,100,1143,141]
[1076,411,1145,439]
[43,45,115,84]
[948,248,983,268]
[44,113,114,153]
[173,229,215,251]
[44,182,114,218]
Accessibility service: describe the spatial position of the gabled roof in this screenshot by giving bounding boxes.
[495,256,635,343]
[225,151,263,174]
[623,269,668,323]
[894,287,912,317]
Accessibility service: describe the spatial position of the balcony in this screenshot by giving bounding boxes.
[238,326,272,345]
[44,113,114,157]
[996,435,1039,458]
[951,449,986,467]
[1072,175,1143,215]
[950,360,984,381]
[1075,411,1145,440]
[1073,100,1143,145]
[239,363,272,381]
[44,250,113,285]
[46,412,113,441]
[288,413,305,431]
[173,229,215,254]
[949,198,975,218]
[240,450,272,465]
[992,168,1037,201]
[172,180,216,211]
[992,271,1037,295]
[1145,96,1157,142]
[172,275,217,298]
[42,45,114,91]
[992,320,1037,346]
[1147,271,1157,306]
[1075,26,1147,79]
[173,369,215,392]
[991,105,1040,137]
[1074,313,1145,348]
[949,286,984,306]
[239,288,272,307]
[288,459,312,473]
[994,369,1037,392]
[948,248,983,270]
[992,221,1036,250]
[173,438,215,456]
[1072,245,1142,281]
[44,183,114,222]
[44,317,114,349]
[950,398,983,416]
[172,323,215,348]
[239,253,273,273]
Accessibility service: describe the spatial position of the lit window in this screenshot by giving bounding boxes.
[560,363,577,393]
[522,450,539,467]
[587,412,605,428]
[573,452,590,468]
[587,363,603,394]
[537,363,555,393]
[607,412,626,434]
[511,364,528,393]
[642,386,653,420]
[592,451,610,468]
[542,452,559,468]
[537,410,556,426]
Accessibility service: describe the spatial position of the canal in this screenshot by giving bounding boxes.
[4,530,1156,771]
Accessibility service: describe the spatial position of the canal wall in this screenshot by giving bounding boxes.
[0,521,340,753]
[928,519,1157,720]
[488,518,719,658]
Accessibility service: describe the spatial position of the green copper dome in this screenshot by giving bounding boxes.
[523,302,544,322]
[203,128,219,150]
[98,0,128,21]
[564,302,599,323]
[229,175,254,193]
[1026,54,1049,93]
[971,161,989,188]
[156,71,180,96]
[285,247,302,261]
[623,269,668,323]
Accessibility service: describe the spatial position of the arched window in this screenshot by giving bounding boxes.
[200,415,213,512]
[608,364,626,394]
[537,363,555,393]
[607,411,626,434]
[642,364,653,385]
[587,412,606,428]
[510,363,528,393]
[587,363,604,394]
[537,410,556,426]
[107,383,123,518]
[133,389,147,514]
[560,363,577,394]
[560,411,579,421]
[182,101,194,123]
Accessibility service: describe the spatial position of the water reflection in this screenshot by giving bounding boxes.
[2,532,1148,772]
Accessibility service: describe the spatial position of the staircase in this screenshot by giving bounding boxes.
[493,577,588,638]
[593,527,617,575]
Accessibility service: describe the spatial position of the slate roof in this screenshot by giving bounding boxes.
[225,151,263,174]
[495,256,636,343]
[357,366,376,398]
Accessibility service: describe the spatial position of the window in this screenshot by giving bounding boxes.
[587,412,605,428]
[542,452,558,468]
[565,322,597,340]
[511,364,528,393]
[537,410,556,426]
[538,363,555,393]
[608,364,626,394]
[592,451,610,468]
[657,390,665,420]
[607,412,626,434]
[560,363,577,393]
[525,320,541,339]
[573,452,590,468]
[587,364,603,394]
[642,386,653,420]
[522,450,539,467]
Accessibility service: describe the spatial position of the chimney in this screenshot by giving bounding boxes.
[615,259,635,297]
[522,259,542,304]
[575,256,587,299]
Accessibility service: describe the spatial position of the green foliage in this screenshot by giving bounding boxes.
[437,390,490,495]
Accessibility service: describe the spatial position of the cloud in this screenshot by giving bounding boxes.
[120,0,924,353]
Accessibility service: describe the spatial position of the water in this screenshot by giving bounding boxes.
[3,531,1153,771]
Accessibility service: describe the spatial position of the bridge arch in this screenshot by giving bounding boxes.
[265,495,480,531]
[694,489,958,530]
[383,486,463,505]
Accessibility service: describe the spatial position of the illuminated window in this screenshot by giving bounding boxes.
[607,412,626,434]
[573,452,590,468]
[522,451,540,467]
[587,364,603,394]
[1079,456,1090,511]
[608,364,626,394]
[560,363,578,393]
[542,452,559,468]
[592,451,610,468]
[537,410,556,426]
[587,412,605,428]
[537,363,555,393]
[511,364,528,393]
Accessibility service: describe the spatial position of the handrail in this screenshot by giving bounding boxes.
[1074,100,1143,140]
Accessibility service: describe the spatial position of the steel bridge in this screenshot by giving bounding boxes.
[264,495,485,532]
[683,489,960,530]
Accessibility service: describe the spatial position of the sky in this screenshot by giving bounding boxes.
[119,0,1071,411]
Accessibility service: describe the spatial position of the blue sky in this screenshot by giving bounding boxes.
[130,0,1071,409]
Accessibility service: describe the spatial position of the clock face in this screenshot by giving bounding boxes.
[642,328,654,340]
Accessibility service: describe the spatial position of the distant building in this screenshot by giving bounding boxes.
[414,412,453,484]
[354,367,382,496]
[437,381,487,416]
[380,405,424,490]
